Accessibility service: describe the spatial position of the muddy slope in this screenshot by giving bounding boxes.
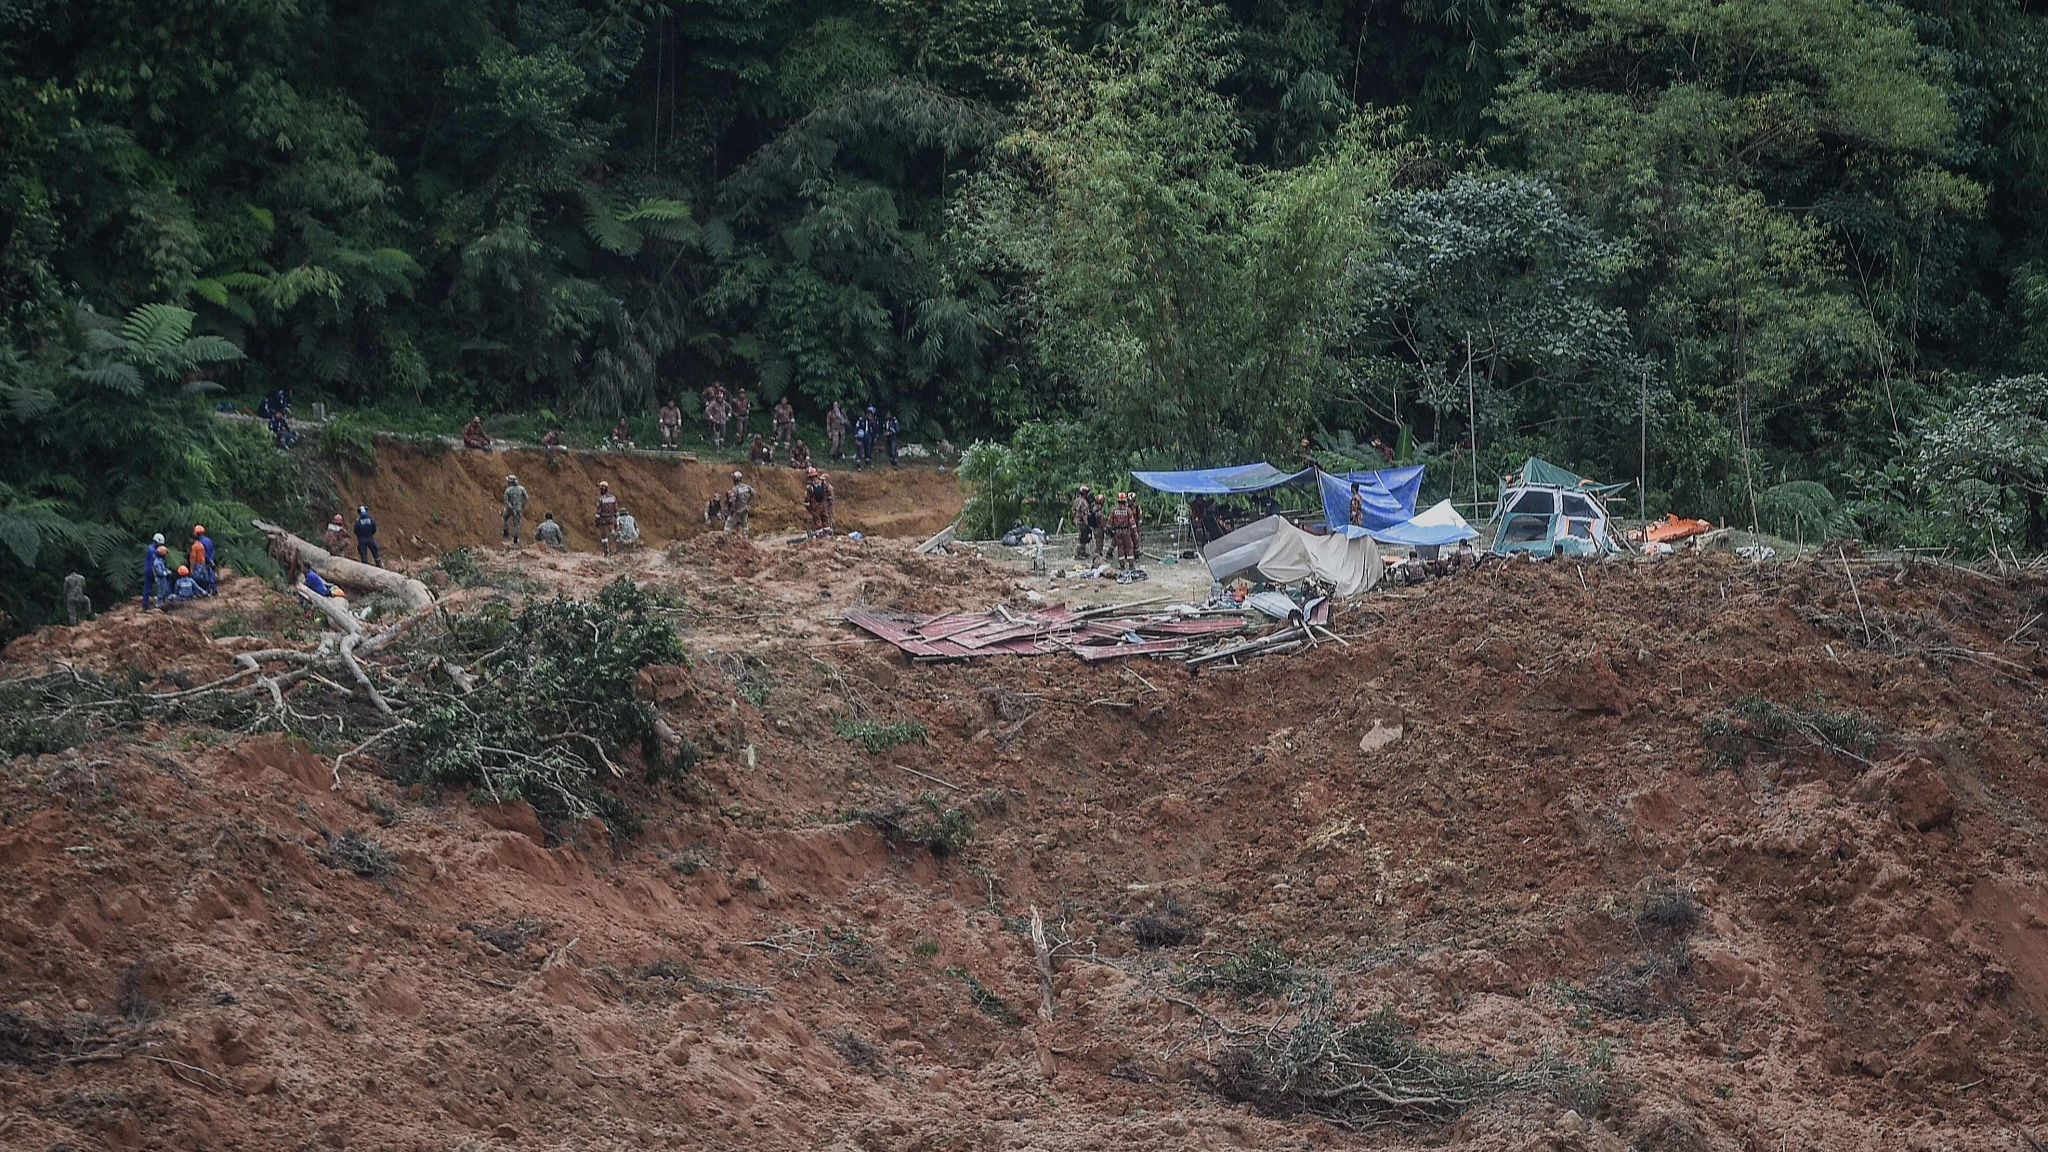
[2,547,2047,1151]
[329,443,962,561]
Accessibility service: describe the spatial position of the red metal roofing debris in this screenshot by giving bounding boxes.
[843,605,1247,662]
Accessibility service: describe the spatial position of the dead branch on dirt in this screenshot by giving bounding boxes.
[1030,906,1056,1025]
[1209,991,1599,1132]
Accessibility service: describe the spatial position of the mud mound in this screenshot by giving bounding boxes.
[333,443,962,562]
[3,550,2047,1151]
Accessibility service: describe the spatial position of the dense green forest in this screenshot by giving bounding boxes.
[6,0,2048,619]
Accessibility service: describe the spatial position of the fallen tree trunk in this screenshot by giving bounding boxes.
[251,519,434,612]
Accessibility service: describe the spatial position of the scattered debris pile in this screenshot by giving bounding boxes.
[845,595,1339,666]
[846,602,1249,662]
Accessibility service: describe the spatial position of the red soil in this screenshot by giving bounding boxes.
[3,544,2047,1151]
[330,443,962,563]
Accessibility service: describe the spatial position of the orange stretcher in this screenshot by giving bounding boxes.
[1644,513,1713,543]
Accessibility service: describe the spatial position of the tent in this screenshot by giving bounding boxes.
[1317,465,1425,537]
[1494,457,1621,557]
[1369,499,1478,548]
[1202,515,1383,597]
[1255,520,1383,597]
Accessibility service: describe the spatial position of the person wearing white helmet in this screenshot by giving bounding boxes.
[353,505,381,566]
[723,470,755,535]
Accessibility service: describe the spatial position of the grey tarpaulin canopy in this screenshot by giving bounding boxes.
[1203,515,1384,597]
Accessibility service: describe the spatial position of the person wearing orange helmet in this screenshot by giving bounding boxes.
[188,525,217,593]
[1108,491,1141,572]
[140,535,171,610]
[323,513,350,556]
[170,565,210,602]
[802,467,834,534]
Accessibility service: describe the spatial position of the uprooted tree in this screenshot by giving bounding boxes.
[1,521,695,837]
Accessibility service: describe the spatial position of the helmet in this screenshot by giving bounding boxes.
[357,506,368,516]
[177,565,190,576]
[505,474,517,484]
[192,525,205,536]
[866,406,876,413]
[1117,492,1130,503]
[1078,485,1091,494]
[806,467,819,477]
[152,533,165,545]
[332,514,345,524]
[598,481,610,491]
[731,471,743,481]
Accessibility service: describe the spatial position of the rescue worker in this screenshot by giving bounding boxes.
[704,491,728,527]
[1371,437,1395,463]
[608,417,635,449]
[772,396,796,455]
[170,565,209,602]
[190,525,217,591]
[724,470,755,534]
[825,401,848,460]
[64,571,92,626]
[541,425,564,458]
[748,434,773,465]
[323,513,350,556]
[1089,494,1108,563]
[802,467,835,534]
[658,399,682,448]
[354,505,382,567]
[789,438,812,471]
[1348,482,1366,528]
[141,539,170,610]
[535,512,566,551]
[853,407,877,469]
[703,384,729,447]
[502,474,529,543]
[595,481,621,555]
[883,411,901,469]
[1108,492,1141,571]
[1071,485,1095,560]
[462,415,491,449]
[733,388,753,439]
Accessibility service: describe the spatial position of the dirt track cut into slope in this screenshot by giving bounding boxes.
[4,518,2048,1151]
[331,443,962,562]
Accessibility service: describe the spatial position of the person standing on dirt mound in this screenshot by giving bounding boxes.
[658,399,681,448]
[595,481,621,555]
[139,535,167,611]
[64,571,92,626]
[853,407,877,469]
[535,512,566,551]
[826,401,847,460]
[772,395,796,457]
[803,468,835,535]
[462,415,491,450]
[724,471,755,535]
[354,505,382,567]
[703,384,729,448]
[502,475,529,544]
[324,513,350,556]
[190,525,217,592]
[733,388,753,440]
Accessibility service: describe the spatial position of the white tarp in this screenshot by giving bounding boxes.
[1369,499,1479,547]
[1256,519,1383,597]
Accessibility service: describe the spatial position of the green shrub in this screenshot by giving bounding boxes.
[833,717,927,754]
[396,579,695,836]
[1182,939,1298,999]
[855,793,973,856]
[317,412,381,475]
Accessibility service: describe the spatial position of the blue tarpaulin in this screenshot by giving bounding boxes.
[1131,462,1310,495]
[1319,466,1425,537]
